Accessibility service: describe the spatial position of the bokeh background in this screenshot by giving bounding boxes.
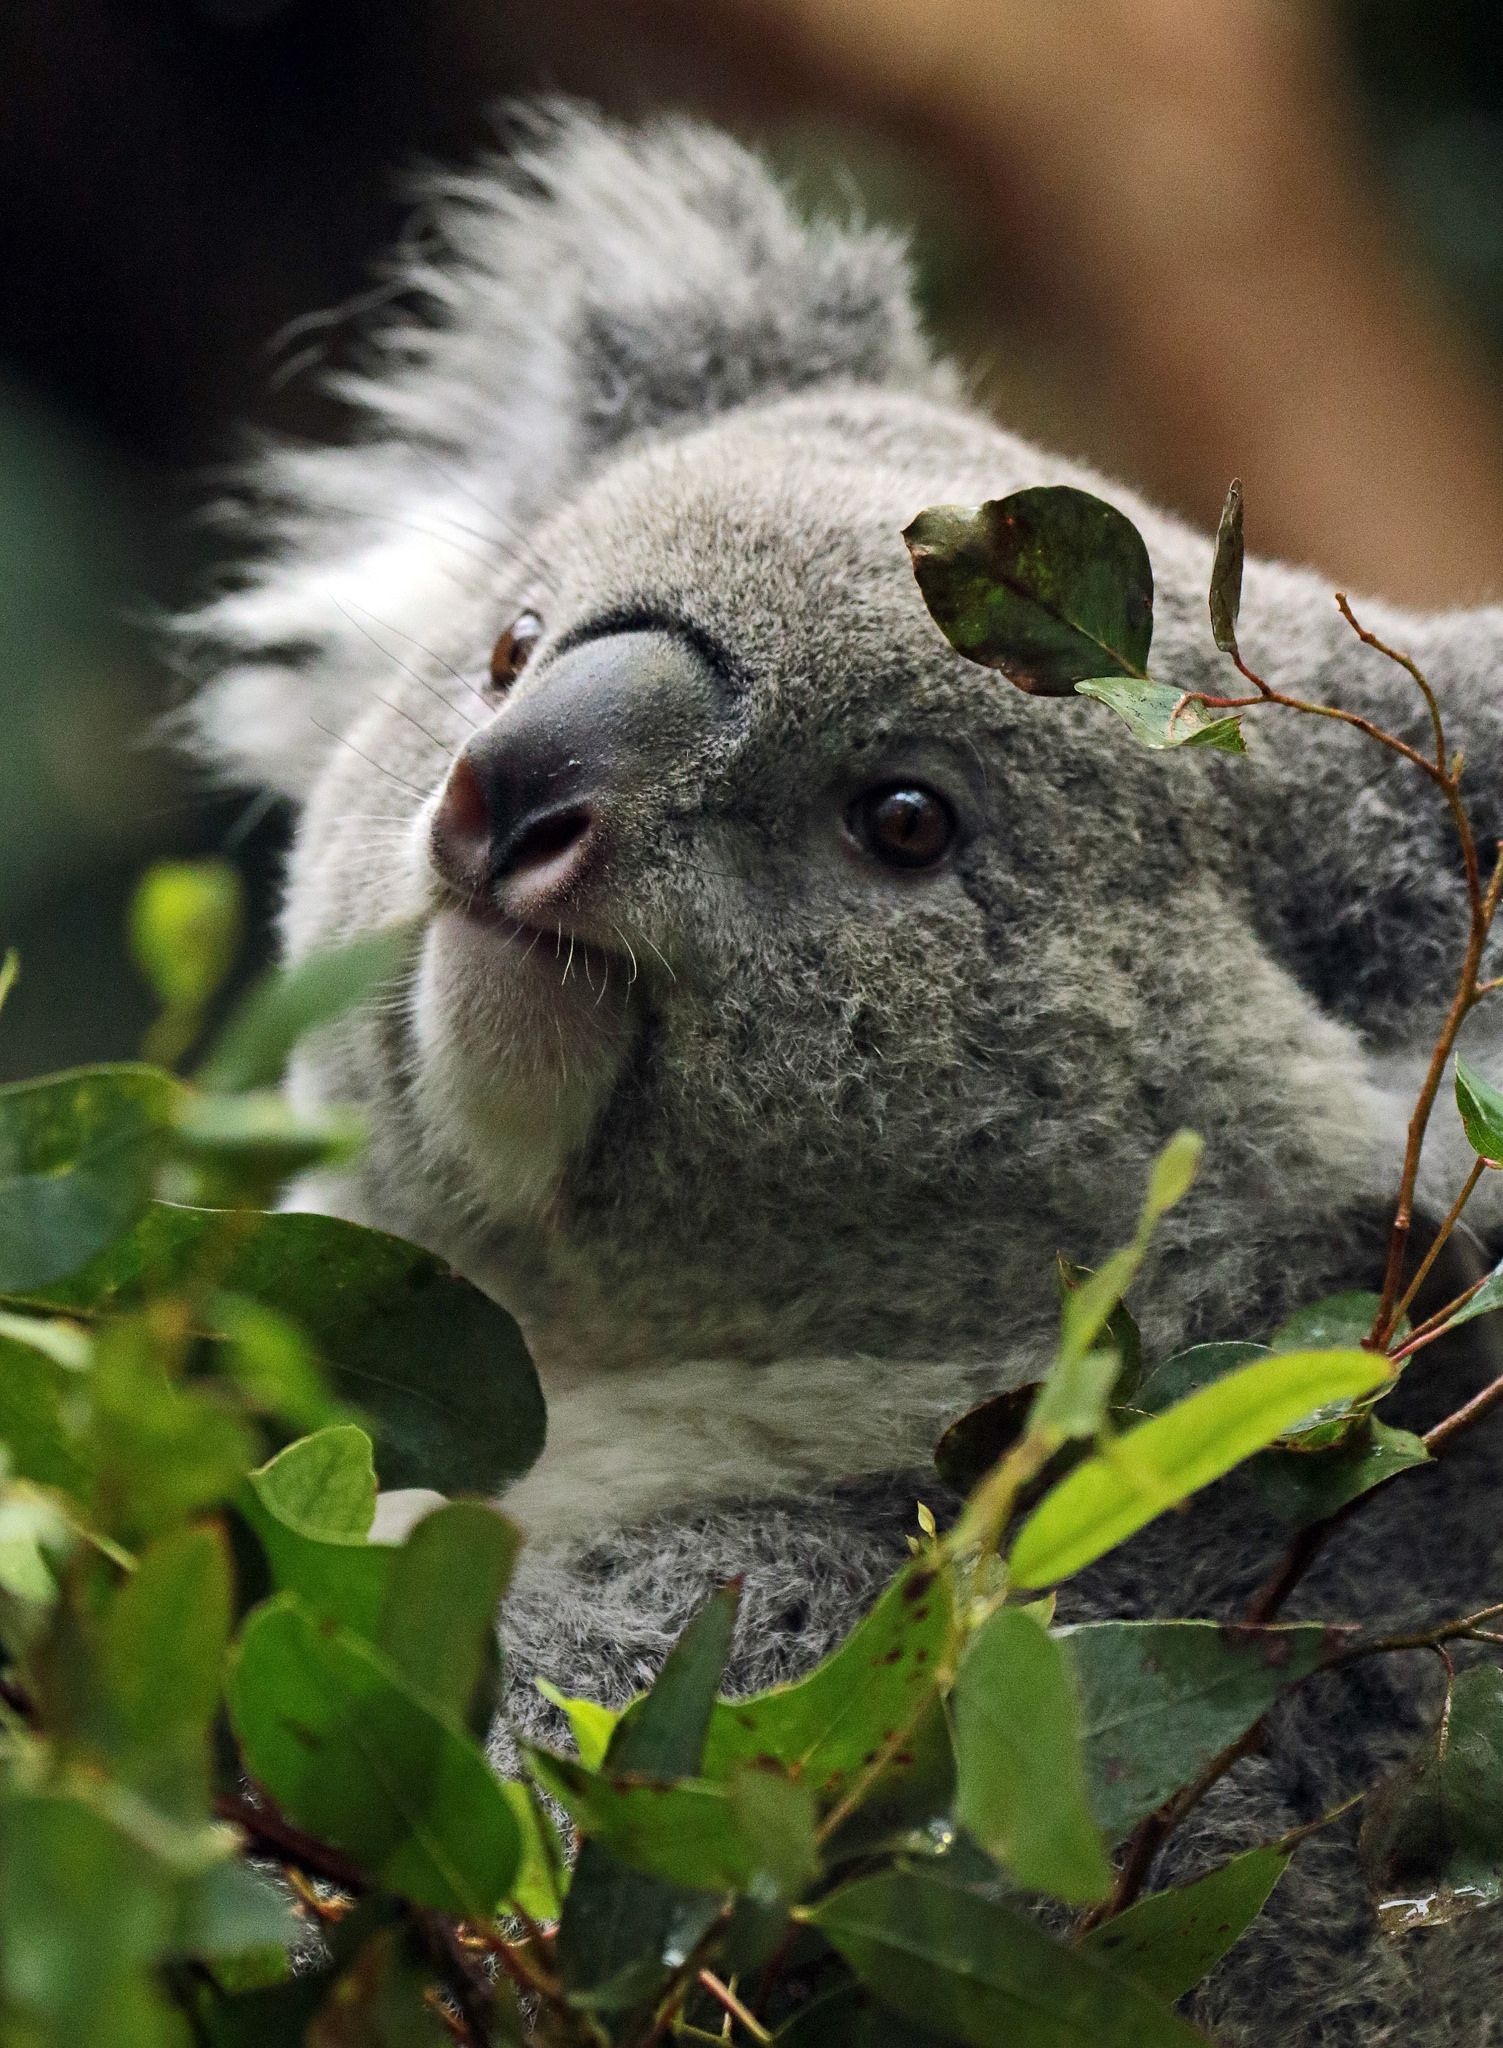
[2,0,1501,1079]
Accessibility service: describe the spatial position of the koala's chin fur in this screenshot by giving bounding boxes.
[183,108,1503,2042]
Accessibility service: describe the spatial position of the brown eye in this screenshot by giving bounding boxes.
[488,610,543,694]
[850,785,956,871]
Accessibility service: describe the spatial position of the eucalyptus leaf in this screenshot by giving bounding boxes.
[198,922,417,1094]
[1360,1662,1503,1933]
[807,1870,1207,2046]
[1060,1620,1346,1843]
[1075,678,1245,755]
[101,1522,232,1800]
[1455,1056,1503,1166]
[238,1428,390,1639]
[0,1066,179,1292]
[557,1586,741,2010]
[376,1500,517,1732]
[26,1203,545,1497]
[1081,1845,1288,1999]
[227,1593,520,1917]
[0,1328,91,1492]
[1208,479,1245,657]
[1254,1418,1429,1529]
[952,1605,1110,1902]
[700,1556,957,1801]
[904,488,1153,695]
[1009,1348,1391,1590]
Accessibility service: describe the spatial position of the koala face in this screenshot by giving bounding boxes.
[283,392,1183,1375]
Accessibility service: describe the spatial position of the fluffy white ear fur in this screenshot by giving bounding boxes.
[175,107,941,800]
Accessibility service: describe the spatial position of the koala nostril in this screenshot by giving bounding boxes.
[497,802,594,884]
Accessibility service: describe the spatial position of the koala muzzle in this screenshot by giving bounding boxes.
[429,627,718,918]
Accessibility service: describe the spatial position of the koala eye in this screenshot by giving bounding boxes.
[848,784,957,871]
[488,610,543,695]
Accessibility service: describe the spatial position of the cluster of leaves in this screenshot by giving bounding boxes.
[3,483,1503,2046]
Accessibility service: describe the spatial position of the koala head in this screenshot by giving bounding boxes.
[184,111,1399,1512]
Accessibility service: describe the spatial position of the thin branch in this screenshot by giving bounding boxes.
[1387,1158,1488,1335]
[1334,593,1447,774]
[697,1972,772,2045]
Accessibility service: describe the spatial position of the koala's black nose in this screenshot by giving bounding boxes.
[429,628,718,916]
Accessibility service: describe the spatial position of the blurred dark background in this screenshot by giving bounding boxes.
[2,0,1501,1079]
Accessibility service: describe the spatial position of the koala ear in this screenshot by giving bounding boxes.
[178,105,947,801]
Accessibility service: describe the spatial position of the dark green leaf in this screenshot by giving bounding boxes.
[1060,1620,1346,1843]
[173,1859,299,1964]
[1208,479,1244,657]
[1081,1846,1287,1999]
[28,1203,545,1496]
[934,1388,1037,1493]
[774,1983,959,2046]
[700,1557,957,1801]
[1075,679,1245,754]
[952,1605,1109,1901]
[1009,1348,1390,1590]
[199,924,416,1094]
[557,1585,741,2008]
[0,1066,178,1292]
[1132,1344,1267,1416]
[903,489,1153,695]
[530,1751,817,1900]
[1432,1258,1503,1336]
[376,1500,517,1730]
[1254,1418,1429,1529]
[1455,1056,1503,1166]
[1360,1663,1503,1932]
[1268,1292,1383,1353]
[806,1870,1207,2046]
[306,1924,452,2048]
[227,1593,520,1917]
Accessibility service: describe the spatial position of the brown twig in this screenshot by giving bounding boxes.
[213,1788,365,1896]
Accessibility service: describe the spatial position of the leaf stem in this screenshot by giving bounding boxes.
[1386,1158,1487,1336]
[696,1972,772,2045]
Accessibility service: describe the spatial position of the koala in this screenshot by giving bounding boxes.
[182,108,1503,2044]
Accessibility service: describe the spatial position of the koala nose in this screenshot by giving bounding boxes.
[430,628,719,917]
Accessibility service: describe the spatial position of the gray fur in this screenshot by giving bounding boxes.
[183,107,1503,2041]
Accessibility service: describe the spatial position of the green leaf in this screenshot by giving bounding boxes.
[173,1859,299,1964]
[1360,1662,1503,1932]
[536,1679,620,1769]
[1028,1351,1121,1444]
[211,1294,345,1436]
[1009,1348,1390,1590]
[556,1586,742,2008]
[1058,1257,1143,1398]
[1254,1417,1430,1529]
[90,1319,259,1540]
[1207,479,1244,658]
[239,1428,390,1640]
[1132,1343,1268,1416]
[130,861,244,1019]
[199,923,416,1094]
[28,1204,545,1497]
[904,488,1153,695]
[0,1326,91,1492]
[1455,1056,1503,1166]
[1059,1620,1346,1843]
[0,1791,177,2040]
[773,1984,959,2047]
[700,1556,957,1801]
[251,1424,377,1539]
[376,1500,517,1730]
[1081,1846,1287,2000]
[952,1605,1110,1902]
[0,1066,178,1292]
[1075,679,1245,755]
[1432,1257,1503,1336]
[530,1751,818,1900]
[806,1870,1207,2046]
[227,1593,520,1917]
[305,1924,453,2048]
[1268,1291,1384,1353]
[171,1092,364,1192]
[499,1779,566,1923]
[101,1523,232,1790]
